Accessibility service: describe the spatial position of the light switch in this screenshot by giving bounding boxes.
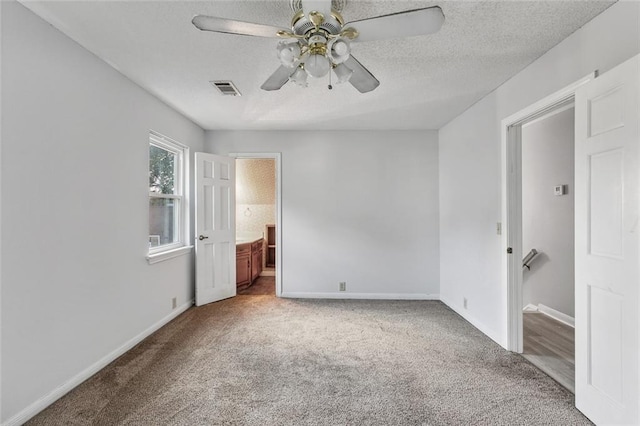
[554,185,566,196]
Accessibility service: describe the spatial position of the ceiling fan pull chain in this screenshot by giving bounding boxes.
[328,67,333,90]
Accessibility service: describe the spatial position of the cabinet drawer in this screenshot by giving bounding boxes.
[236,244,251,256]
[251,239,264,252]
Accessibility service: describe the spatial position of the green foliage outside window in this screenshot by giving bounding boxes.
[149,145,175,194]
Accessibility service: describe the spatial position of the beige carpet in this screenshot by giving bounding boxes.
[27,297,591,425]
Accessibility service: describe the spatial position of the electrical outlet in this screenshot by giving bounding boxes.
[339,282,346,292]
[463,297,468,309]
[172,297,177,309]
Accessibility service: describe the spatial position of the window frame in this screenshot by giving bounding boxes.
[148,131,189,258]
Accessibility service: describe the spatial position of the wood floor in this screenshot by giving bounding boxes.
[523,312,575,393]
[237,275,275,296]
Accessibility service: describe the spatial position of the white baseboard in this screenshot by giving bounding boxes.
[440,295,505,349]
[280,292,439,300]
[537,303,575,328]
[3,300,194,426]
[523,304,538,312]
[259,270,275,277]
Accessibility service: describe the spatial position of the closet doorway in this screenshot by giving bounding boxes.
[232,153,282,296]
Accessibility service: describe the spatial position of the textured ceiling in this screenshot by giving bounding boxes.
[21,0,614,130]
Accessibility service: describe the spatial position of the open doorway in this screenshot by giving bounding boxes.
[501,56,639,424]
[501,73,595,390]
[232,154,281,296]
[520,105,576,392]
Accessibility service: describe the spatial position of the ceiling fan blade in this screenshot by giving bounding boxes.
[192,15,287,38]
[261,66,294,91]
[301,0,333,21]
[346,6,444,43]
[344,56,380,93]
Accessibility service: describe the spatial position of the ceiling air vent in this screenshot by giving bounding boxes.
[210,80,241,96]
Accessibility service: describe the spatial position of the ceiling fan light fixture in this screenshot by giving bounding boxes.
[327,37,350,64]
[304,53,330,78]
[277,41,302,68]
[289,66,308,87]
[333,63,353,83]
[193,2,444,93]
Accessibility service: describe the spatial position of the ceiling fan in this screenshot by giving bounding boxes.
[192,0,444,93]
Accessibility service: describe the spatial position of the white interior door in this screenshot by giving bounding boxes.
[575,54,639,425]
[195,152,236,306]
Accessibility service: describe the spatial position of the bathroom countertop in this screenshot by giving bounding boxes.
[236,236,263,245]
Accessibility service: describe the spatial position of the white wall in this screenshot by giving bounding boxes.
[439,0,640,346]
[206,130,440,298]
[522,108,575,317]
[1,2,204,423]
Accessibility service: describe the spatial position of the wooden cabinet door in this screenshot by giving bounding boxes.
[251,249,261,281]
[236,254,251,286]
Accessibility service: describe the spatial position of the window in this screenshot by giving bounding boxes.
[148,131,188,256]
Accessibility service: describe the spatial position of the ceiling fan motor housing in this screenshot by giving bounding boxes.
[291,9,344,36]
[290,0,346,14]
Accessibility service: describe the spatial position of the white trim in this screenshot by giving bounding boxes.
[229,153,283,297]
[149,193,181,200]
[148,240,183,255]
[503,123,523,352]
[146,245,193,264]
[521,102,576,129]
[280,292,439,300]
[440,295,504,346]
[3,300,194,426]
[148,130,190,257]
[538,304,575,328]
[149,130,189,150]
[502,73,594,127]
[501,72,595,352]
[0,3,3,421]
[260,270,275,277]
[522,303,575,327]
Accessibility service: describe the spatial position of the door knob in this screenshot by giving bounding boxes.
[198,235,209,241]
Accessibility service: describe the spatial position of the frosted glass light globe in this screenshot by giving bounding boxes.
[281,49,294,62]
[333,41,348,56]
[277,42,301,68]
[327,37,351,64]
[289,66,308,87]
[333,63,353,83]
[304,54,330,78]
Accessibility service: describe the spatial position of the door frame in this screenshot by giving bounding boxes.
[229,152,283,297]
[501,73,595,352]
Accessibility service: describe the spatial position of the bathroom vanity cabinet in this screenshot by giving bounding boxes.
[236,238,263,288]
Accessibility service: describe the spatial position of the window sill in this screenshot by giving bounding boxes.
[147,245,193,265]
